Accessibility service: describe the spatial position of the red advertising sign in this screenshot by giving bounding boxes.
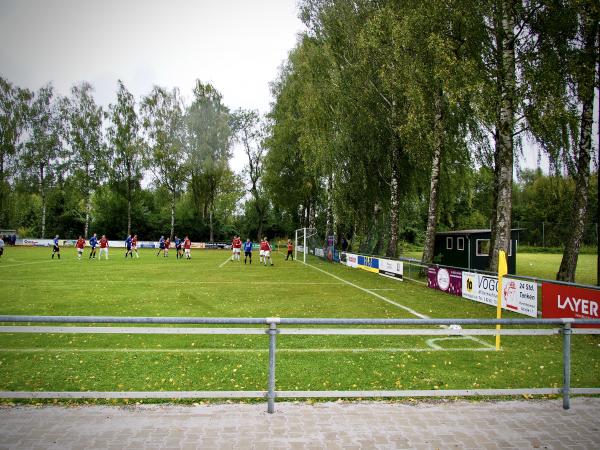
[542,282,600,326]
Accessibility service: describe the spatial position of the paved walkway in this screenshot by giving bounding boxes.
[0,399,599,449]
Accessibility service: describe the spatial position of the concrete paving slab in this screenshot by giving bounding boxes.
[0,399,598,449]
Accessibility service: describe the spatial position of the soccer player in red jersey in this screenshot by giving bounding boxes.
[183,236,191,259]
[231,235,242,261]
[132,234,139,258]
[263,237,273,266]
[99,235,109,260]
[164,237,170,257]
[286,239,294,261]
[76,236,85,260]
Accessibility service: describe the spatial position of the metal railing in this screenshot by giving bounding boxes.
[1,315,599,413]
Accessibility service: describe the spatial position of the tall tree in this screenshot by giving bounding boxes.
[186,80,232,242]
[141,86,187,240]
[63,82,105,237]
[22,84,63,238]
[0,78,31,226]
[107,80,143,236]
[231,109,268,240]
[556,0,599,281]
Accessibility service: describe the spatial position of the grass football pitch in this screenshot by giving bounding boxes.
[0,246,598,402]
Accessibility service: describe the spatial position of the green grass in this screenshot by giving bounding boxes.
[404,251,598,285]
[0,246,598,401]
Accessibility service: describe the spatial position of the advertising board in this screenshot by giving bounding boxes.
[542,283,600,325]
[378,258,403,281]
[428,266,462,296]
[461,273,538,317]
[357,255,379,273]
[341,253,359,268]
[461,272,497,306]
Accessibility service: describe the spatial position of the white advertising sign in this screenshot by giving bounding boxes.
[314,248,325,258]
[344,253,359,268]
[462,272,537,317]
[378,258,403,280]
[501,277,538,318]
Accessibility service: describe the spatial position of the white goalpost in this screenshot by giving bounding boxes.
[294,227,317,263]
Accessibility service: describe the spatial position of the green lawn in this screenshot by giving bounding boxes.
[0,246,598,402]
[405,251,598,285]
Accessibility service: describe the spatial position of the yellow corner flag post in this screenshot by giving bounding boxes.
[496,250,508,351]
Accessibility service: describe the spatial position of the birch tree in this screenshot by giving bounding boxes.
[186,80,232,242]
[107,80,143,236]
[141,86,187,240]
[23,84,63,238]
[63,82,105,237]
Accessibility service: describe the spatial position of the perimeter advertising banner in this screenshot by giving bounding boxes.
[378,258,403,281]
[542,283,600,325]
[461,272,538,317]
[501,277,538,318]
[340,252,359,268]
[461,272,497,306]
[357,255,379,273]
[428,266,462,296]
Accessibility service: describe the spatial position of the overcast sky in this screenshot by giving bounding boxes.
[0,0,304,172]
[1,1,594,175]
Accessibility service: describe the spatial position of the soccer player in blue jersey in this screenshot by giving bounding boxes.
[51,235,60,259]
[125,235,133,258]
[157,236,165,257]
[244,238,253,264]
[174,235,182,259]
[89,233,98,259]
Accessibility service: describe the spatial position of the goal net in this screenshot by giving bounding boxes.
[294,228,339,263]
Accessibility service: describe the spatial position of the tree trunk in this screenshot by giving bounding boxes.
[386,142,400,258]
[84,189,91,238]
[325,174,335,239]
[596,27,599,287]
[39,163,46,238]
[421,91,444,265]
[170,190,176,241]
[557,7,598,282]
[126,171,132,236]
[489,0,516,273]
[209,209,214,242]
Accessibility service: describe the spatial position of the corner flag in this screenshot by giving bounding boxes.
[496,250,508,350]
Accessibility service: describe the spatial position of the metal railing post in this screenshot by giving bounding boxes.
[266,319,279,413]
[562,321,572,410]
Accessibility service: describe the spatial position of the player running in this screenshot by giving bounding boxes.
[99,235,109,260]
[76,236,85,260]
[243,238,253,264]
[132,234,139,258]
[286,239,294,260]
[164,237,170,257]
[183,235,191,259]
[157,236,165,257]
[89,233,98,259]
[51,235,60,259]
[125,235,133,258]
[231,235,242,261]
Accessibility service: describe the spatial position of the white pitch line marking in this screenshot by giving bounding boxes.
[302,261,429,319]
[303,261,495,350]
[0,260,53,269]
[0,347,497,353]
[218,257,232,268]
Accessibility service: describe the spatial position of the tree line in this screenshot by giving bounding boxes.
[264,0,599,282]
[1,0,598,283]
[0,78,279,243]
